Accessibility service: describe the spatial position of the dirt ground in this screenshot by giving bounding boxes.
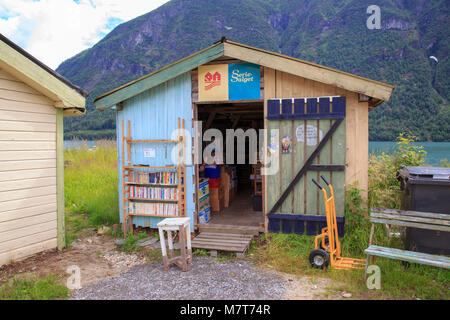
[0,232,343,300]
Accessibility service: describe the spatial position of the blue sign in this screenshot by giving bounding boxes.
[228,63,260,100]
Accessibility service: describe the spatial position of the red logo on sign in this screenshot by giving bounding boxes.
[204,72,221,91]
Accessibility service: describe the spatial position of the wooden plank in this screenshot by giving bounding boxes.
[269,118,344,213]
[0,238,56,266]
[0,97,56,114]
[0,228,56,254]
[192,238,250,246]
[95,43,224,109]
[0,41,85,109]
[0,185,57,202]
[0,78,43,95]
[0,159,56,171]
[223,41,394,101]
[371,212,450,226]
[0,168,55,182]
[0,177,56,192]
[191,242,247,252]
[371,217,450,232]
[365,245,450,269]
[0,150,56,161]
[371,208,450,221]
[0,212,56,233]
[0,131,55,141]
[0,219,56,243]
[194,235,251,243]
[0,141,56,151]
[0,120,56,132]
[0,109,55,123]
[199,232,253,239]
[0,88,53,105]
[0,194,56,213]
[0,202,56,223]
[56,108,64,250]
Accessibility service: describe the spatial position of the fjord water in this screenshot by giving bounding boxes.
[369,141,450,166]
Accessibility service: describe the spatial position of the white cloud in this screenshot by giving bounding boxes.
[0,0,170,69]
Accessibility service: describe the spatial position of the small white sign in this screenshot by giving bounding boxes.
[144,148,156,158]
[296,124,323,146]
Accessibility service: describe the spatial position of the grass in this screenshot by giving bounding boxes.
[64,139,119,246]
[0,275,69,300]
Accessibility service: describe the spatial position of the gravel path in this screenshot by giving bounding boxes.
[72,257,289,300]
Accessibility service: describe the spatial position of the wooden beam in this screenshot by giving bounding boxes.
[56,108,65,250]
[232,115,241,129]
[95,43,225,109]
[224,42,394,102]
[204,111,216,132]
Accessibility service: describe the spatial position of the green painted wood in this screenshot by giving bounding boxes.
[95,43,224,109]
[305,119,318,215]
[266,121,280,215]
[371,208,450,221]
[318,118,331,217]
[365,245,450,269]
[371,212,450,226]
[56,108,65,250]
[371,218,450,232]
[280,115,293,214]
[331,118,346,217]
[293,119,305,216]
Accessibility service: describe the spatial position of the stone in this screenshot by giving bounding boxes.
[342,292,352,298]
[97,226,111,236]
[137,237,158,247]
[116,239,126,245]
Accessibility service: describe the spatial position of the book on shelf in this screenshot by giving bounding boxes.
[129,171,178,185]
[128,202,180,217]
[129,186,178,200]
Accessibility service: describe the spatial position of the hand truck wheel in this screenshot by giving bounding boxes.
[309,249,330,269]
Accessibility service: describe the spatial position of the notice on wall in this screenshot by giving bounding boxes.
[198,62,260,102]
[295,124,323,146]
[144,148,156,158]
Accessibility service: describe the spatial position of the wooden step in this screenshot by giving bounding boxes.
[191,232,254,254]
[198,223,262,236]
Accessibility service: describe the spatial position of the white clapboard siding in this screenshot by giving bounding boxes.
[0,159,56,171]
[0,228,57,254]
[0,68,58,265]
[0,177,56,192]
[0,212,56,233]
[0,194,56,213]
[0,168,55,182]
[0,120,56,132]
[0,185,56,202]
[0,141,56,151]
[0,131,55,141]
[0,238,57,265]
[0,150,56,161]
[0,202,56,223]
[0,98,56,115]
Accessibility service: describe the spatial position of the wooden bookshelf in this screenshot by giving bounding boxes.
[121,118,186,236]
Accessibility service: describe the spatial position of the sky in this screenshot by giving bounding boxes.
[0,0,170,69]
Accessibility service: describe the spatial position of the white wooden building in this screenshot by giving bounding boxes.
[0,34,87,266]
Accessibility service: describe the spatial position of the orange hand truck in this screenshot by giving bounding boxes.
[309,176,365,270]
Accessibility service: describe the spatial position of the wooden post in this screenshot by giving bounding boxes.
[56,108,65,250]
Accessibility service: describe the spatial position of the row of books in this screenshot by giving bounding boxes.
[128,202,180,217]
[129,186,178,200]
[129,171,178,185]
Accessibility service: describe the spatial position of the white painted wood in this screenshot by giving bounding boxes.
[0,141,56,151]
[0,131,55,141]
[0,220,56,243]
[0,98,56,115]
[0,194,56,213]
[0,212,56,233]
[0,168,55,182]
[0,228,57,254]
[0,88,53,105]
[0,176,56,192]
[0,238,57,266]
[0,150,56,161]
[0,120,56,132]
[0,185,56,202]
[0,159,56,171]
[0,202,56,223]
[0,109,55,123]
[0,78,42,95]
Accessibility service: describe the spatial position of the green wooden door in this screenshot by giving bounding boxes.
[266,97,346,235]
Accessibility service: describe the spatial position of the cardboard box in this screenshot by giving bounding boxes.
[210,188,223,212]
[199,207,211,224]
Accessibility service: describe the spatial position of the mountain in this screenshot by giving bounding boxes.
[57,0,449,141]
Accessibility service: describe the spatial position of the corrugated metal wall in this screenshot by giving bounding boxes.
[116,72,195,231]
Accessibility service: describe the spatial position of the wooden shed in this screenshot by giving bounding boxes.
[95,38,393,250]
[0,35,87,266]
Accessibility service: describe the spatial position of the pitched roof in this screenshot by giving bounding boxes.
[0,33,87,116]
[95,38,394,109]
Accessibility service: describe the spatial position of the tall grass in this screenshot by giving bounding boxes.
[64,140,119,231]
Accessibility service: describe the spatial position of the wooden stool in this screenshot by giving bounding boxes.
[157,217,192,272]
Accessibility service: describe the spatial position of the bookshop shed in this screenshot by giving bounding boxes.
[95,38,394,242]
[0,35,87,266]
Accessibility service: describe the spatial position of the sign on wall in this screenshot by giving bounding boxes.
[198,63,260,102]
